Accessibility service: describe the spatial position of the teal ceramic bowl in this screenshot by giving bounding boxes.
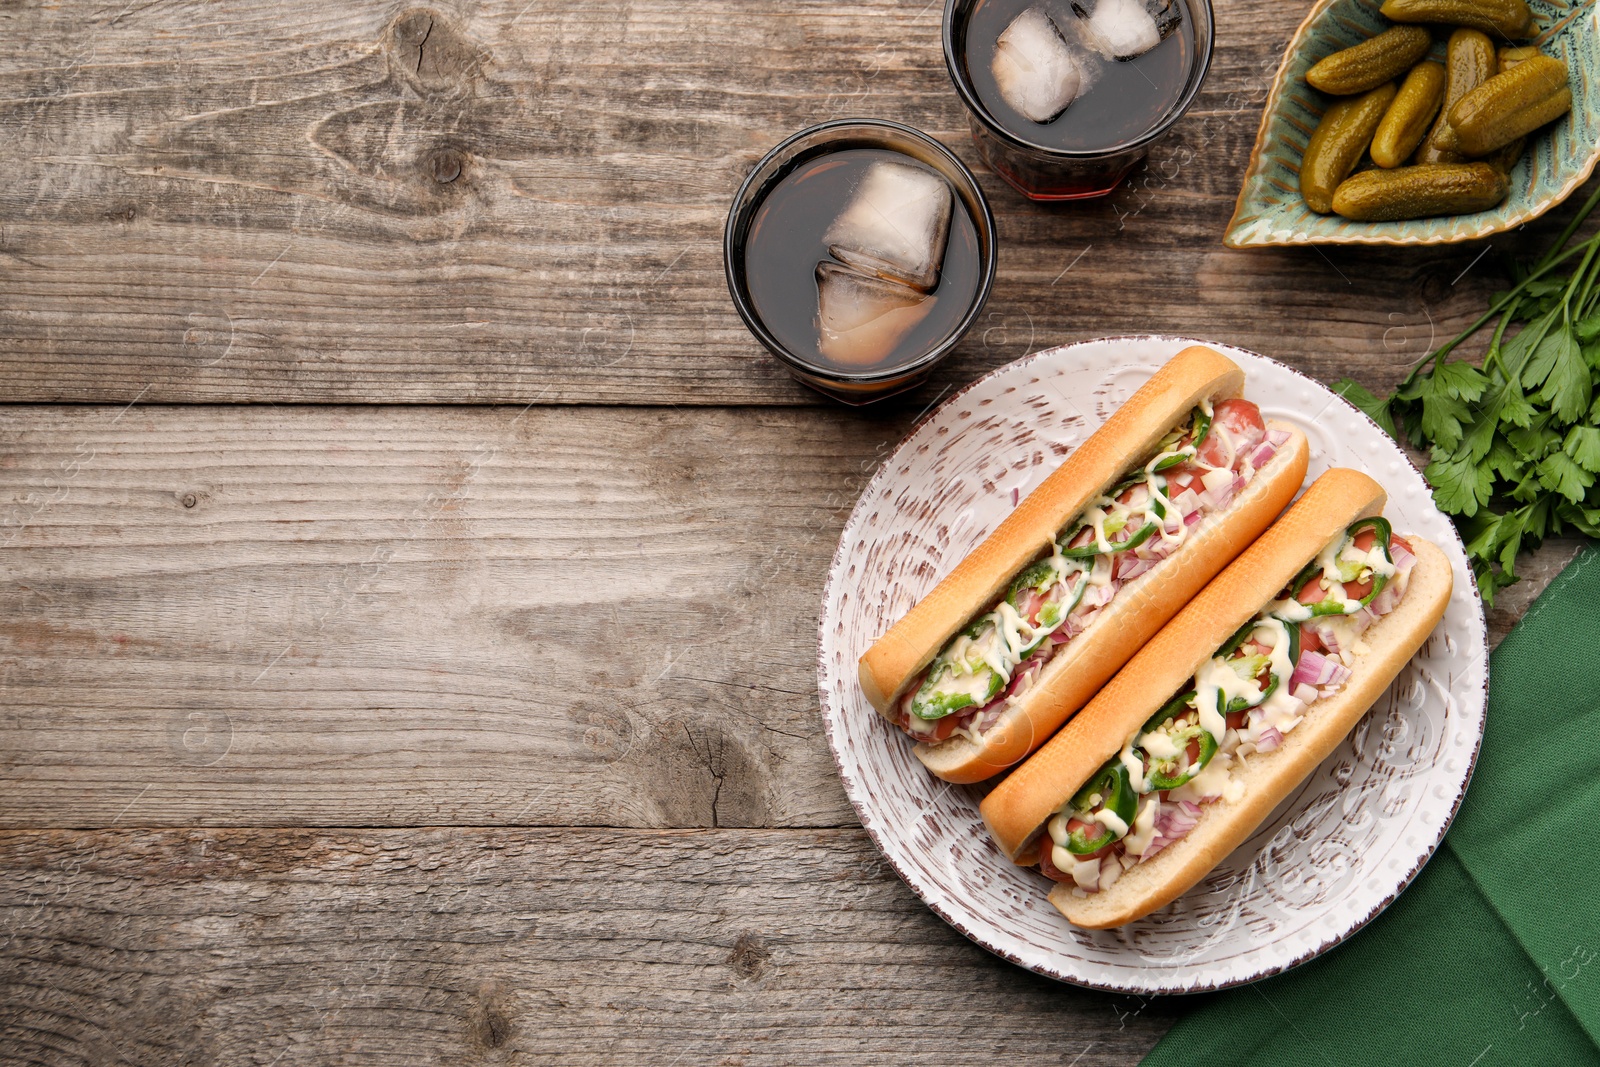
[1225,0,1600,248]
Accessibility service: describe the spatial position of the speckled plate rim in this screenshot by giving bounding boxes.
[1223,0,1600,248]
[816,335,1489,994]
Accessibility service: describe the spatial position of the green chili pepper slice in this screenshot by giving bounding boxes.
[1134,690,1218,791]
[1287,517,1395,616]
[908,668,1003,720]
[1145,726,1219,791]
[1142,689,1197,734]
[1152,408,1212,472]
[909,617,1006,720]
[1063,762,1136,854]
[1058,475,1168,559]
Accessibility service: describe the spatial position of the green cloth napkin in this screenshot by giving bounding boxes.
[1143,548,1600,1067]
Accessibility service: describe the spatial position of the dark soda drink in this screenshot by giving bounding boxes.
[744,148,984,376]
[943,0,1213,199]
[724,121,996,405]
[966,0,1192,151]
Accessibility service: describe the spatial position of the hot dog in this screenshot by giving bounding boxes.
[980,469,1453,927]
[858,345,1310,783]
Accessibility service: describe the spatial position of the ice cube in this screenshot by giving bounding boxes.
[1075,0,1161,60]
[824,160,953,292]
[992,7,1082,124]
[1145,0,1183,41]
[815,262,937,367]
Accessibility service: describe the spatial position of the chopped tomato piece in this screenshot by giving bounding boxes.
[1196,399,1265,468]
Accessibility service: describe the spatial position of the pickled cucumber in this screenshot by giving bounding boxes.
[1379,0,1533,39]
[1306,26,1432,95]
[1484,135,1526,174]
[1499,45,1542,72]
[1414,28,1496,165]
[1372,62,1445,168]
[1447,55,1571,155]
[1331,163,1508,220]
[1301,83,1399,214]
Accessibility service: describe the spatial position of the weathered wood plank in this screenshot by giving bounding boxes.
[0,826,1185,1065]
[2,0,1583,404]
[0,404,1562,829]
[0,403,898,829]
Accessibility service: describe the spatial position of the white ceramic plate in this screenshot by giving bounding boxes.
[817,336,1488,994]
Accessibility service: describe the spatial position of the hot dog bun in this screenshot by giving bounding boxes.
[982,469,1392,861]
[858,344,1310,783]
[1052,537,1452,928]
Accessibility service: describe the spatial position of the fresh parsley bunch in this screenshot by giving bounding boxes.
[1335,185,1600,606]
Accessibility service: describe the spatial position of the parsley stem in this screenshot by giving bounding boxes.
[1398,186,1600,389]
[1399,235,1600,387]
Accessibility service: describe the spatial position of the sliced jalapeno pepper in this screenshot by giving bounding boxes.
[1152,408,1213,472]
[1007,558,1060,604]
[1063,761,1136,854]
[1142,689,1197,734]
[1145,725,1219,791]
[1059,476,1168,559]
[908,671,992,723]
[1223,670,1280,714]
[909,620,1006,720]
[1287,517,1395,615]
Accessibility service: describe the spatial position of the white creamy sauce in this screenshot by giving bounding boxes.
[1122,794,1160,857]
[1092,807,1130,837]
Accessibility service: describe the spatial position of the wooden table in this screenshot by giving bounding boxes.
[0,1,1586,1062]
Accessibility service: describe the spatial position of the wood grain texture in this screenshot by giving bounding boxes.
[0,403,911,830]
[3,0,1588,405]
[0,826,1188,1066]
[0,403,1557,830]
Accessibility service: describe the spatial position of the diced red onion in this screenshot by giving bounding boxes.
[1118,556,1156,581]
[1144,804,1202,859]
[1266,428,1291,447]
[1255,726,1284,753]
[1200,482,1237,510]
[1389,538,1416,573]
[1292,682,1319,705]
[1367,586,1398,617]
[1304,619,1342,654]
[1173,488,1202,517]
[1248,441,1277,470]
[1098,854,1124,892]
[1184,509,1203,527]
[1292,649,1353,689]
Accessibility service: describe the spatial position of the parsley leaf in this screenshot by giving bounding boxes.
[1433,359,1489,403]
[1417,375,1473,453]
[1536,450,1594,502]
[1346,184,1600,600]
[1530,327,1592,422]
[1425,451,1493,516]
[1566,426,1600,473]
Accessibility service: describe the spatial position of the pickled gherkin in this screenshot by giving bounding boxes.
[1372,62,1445,168]
[1445,55,1571,156]
[1379,0,1533,38]
[1414,28,1496,165]
[1306,26,1432,95]
[1300,83,1398,214]
[1332,162,1508,220]
[1499,45,1542,72]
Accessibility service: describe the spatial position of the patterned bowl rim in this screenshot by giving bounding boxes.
[816,335,1490,994]
[1223,0,1600,249]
